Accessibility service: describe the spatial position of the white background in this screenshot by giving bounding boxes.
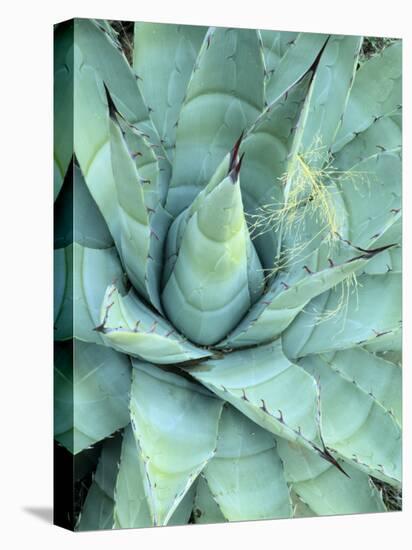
[0,0,410,548]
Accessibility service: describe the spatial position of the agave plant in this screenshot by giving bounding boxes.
[54,19,402,530]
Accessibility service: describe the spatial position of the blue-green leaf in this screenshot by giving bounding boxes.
[188,341,323,453]
[283,272,401,358]
[333,42,402,152]
[240,74,311,269]
[98,285,212,364]
[107,107,172,310]
[74,19,154,134]
[166,27,265,215]
[333,114,401,171]
[218,242,388,349]
[54,164,114,250]
[54,243,126,345]
[265,32,328,106]
[277,438,386,515]
[77,433,122,531]
[299,353,401,486]
[333,150,401,249]
[133,22,207,161]
[203,406,292,521]
[193,476,226,524]
[259,30,298,73]
[54,341,131,454]
[319,348,401,424]
[54,21,73,201]
[286,35,362,173]
[162,159,264,345]
[54,246,73,341]
[74,20,172,312]
[128,362,224,525]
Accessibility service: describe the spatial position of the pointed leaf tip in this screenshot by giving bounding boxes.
[317,447,351,479]
[103,82,119,121]
[229,130,245,170]
[229,152,245,183]
[335,233,399,260]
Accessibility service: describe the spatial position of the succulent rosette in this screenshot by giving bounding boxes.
[54,19,402,529]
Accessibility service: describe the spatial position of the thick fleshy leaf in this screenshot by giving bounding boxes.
[363,327,402,357]
[54,164,113,250]
[277,36,362,256]
[218,242,389,349]
[112,425,152,529]
[54,162,124,343]
[94,19,118,39]
[129,362,223,525]
[54,246,73,341]
[375,351,402,367]
[77,433,122,531]
[277,439,386,515]
[54,340,131,454]
[283,272,401,358]
[54,342,73,445]
[54,243,125,345]
[74,244,126,345]
[291,492,316,517]
[285,35,362,175]
[56,24,402,526]
[73,45,120,241]
[162,159,264,345]
[97,285,212,364]
[362,245,401,275]
[265,32,328,106]
[106,104,172,310]
[333,114,401,171]
[188,341,323,453]
[259,30,298,73]
[240,75,311,269]
[294,464,386,516]
[133,22,206,161]
[240,74,310,210]
[74,19,154,134]
[73,19,173,307]
[193,476,226,524]
[167,484,196,527]
[54,21,74,200]
[166,27,265,215]
[332,42,402,152]
[114,425,195,528]
[73,34,172,311]
[299,353,401,487]
[203,406,292,521]
[319,348,401,425]
[333,150,401,249]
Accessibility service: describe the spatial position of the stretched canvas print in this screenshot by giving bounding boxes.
[53,19,402,531]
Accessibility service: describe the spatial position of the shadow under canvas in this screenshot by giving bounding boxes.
[22,506,53,525]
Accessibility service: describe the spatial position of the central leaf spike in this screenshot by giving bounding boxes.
[161,139,265,346]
